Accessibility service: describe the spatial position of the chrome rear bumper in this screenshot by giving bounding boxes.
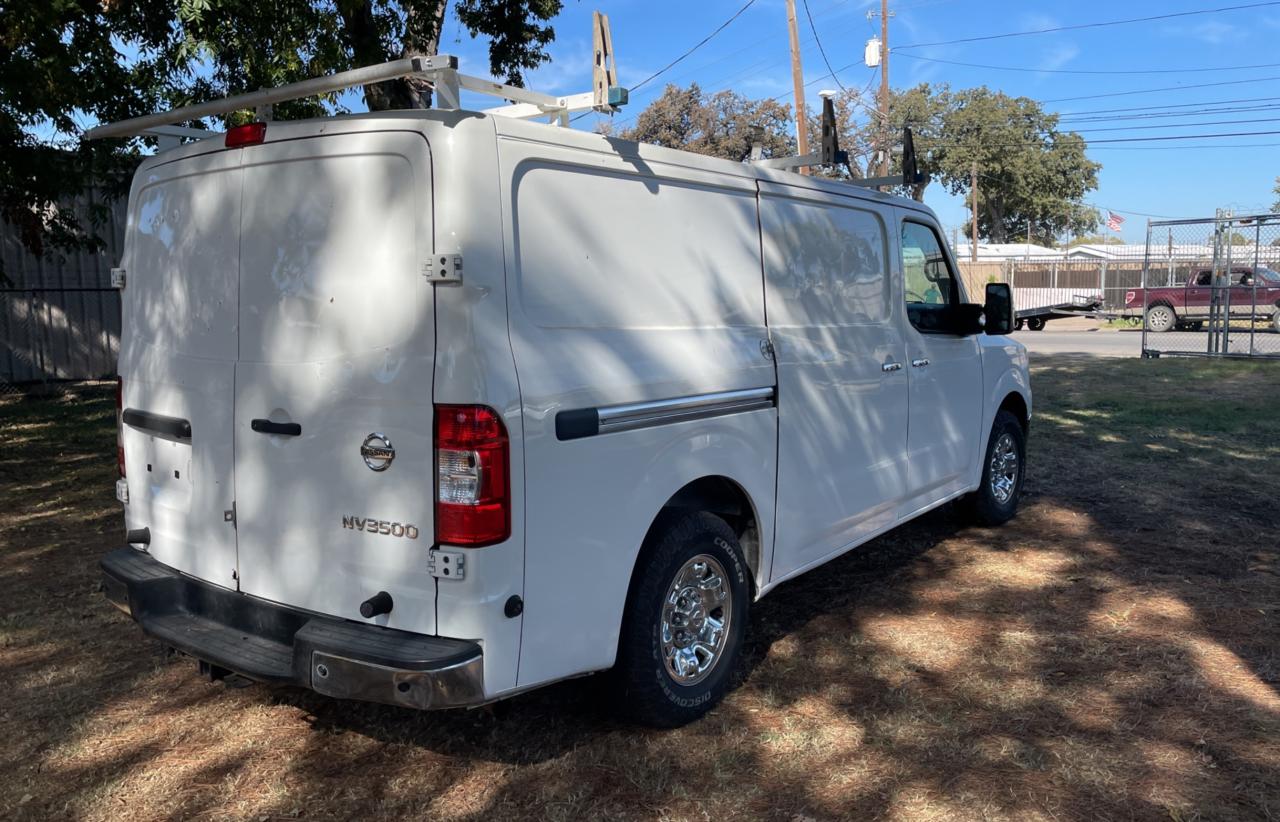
[101,546,484,710]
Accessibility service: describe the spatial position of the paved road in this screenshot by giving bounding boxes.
[1014,329,1144,359]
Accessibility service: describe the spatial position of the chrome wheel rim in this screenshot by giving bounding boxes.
[989,432,1019,505]
[1148,307,1173,331]
[661,554,732,686]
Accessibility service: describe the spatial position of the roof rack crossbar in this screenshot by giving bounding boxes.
[85,54,620,141]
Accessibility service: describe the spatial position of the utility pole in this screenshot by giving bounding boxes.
[784,0,810,175]
[877,0,892,178]
[970,162,979,263]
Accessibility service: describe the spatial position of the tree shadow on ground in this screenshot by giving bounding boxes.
[3,356,1279,820]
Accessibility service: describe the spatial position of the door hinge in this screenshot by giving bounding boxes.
[110,267,126,289]
[424,254,462,284]
[224,503,236,526]
[427,548,466,580]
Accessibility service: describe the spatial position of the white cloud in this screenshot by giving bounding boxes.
[1161,20,1244,45]
[1037,43,1080,73]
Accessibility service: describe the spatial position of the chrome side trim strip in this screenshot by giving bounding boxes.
[557,387,776,441]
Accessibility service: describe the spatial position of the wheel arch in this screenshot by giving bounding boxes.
[636,475,765,598]
[998,391,1029,434]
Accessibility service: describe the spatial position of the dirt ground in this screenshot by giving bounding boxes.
[2,356,1279,821]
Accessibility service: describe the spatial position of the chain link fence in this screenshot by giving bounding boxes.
[1140,214,1280,359]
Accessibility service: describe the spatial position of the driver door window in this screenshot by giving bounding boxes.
[901,221,961,332]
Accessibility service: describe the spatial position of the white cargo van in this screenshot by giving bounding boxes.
[96,59,1030,727]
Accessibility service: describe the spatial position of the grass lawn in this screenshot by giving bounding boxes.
[1,356,1278,821]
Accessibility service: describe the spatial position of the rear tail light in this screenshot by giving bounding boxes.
[435,405,510,547]
[116,377,125,478]
[225,122,266,148]
[1125,291,1136,305]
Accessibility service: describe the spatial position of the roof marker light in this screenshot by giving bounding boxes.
[225,122,266,148]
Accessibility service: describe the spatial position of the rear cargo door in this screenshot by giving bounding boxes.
[119,149,242,589]
[232,132,437,634]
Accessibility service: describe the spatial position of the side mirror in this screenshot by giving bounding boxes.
[984,283,1014,336]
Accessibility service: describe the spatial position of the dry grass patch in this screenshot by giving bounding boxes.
[2,357,1279,820]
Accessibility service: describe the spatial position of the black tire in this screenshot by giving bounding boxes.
[613,511,750,728]
[966,410,1026,526]
[1013,318,1025,331]
[1026,317,1046,331]
[1145,303,1176,333]
[1272,307,1280,334]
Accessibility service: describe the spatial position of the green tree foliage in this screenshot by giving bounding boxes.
[617,83,796,163]
[801,84,1100,244]
[904,86,1100,244]
[1,0,561,266]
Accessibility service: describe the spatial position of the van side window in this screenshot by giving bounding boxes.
[901,221,960,331]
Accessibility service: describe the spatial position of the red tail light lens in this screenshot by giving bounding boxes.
[435,405,510,547]
[225,122,266,148]
[116,377,125,478]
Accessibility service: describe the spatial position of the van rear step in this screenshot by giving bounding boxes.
[102,548,485,709]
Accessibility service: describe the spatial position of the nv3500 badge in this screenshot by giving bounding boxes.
[341,516,420,539]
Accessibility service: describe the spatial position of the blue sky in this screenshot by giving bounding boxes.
[432,0,1280,243]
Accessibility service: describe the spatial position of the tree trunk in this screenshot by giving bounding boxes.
[336,0,447,111]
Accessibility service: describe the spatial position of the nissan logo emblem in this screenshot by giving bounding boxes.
[360,433,395,472]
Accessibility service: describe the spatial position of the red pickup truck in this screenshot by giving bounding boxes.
[1125,265,1280,332]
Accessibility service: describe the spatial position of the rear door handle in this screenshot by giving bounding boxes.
[122,408,192,441]
[251,419,301,437]
[882,362,902,373]
[912,358,931,368]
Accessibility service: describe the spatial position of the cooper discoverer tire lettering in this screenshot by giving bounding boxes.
[613,511,749,727]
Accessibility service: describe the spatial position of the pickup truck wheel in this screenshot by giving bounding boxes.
[1145,304,1176,333]
[965,410,1025,526]
[613,512,749,728]
[1272,308,1280,333]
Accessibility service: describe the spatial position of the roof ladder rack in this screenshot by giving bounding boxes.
[85,53,628,141]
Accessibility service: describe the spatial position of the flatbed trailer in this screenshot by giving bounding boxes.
[1012,288,1104,331]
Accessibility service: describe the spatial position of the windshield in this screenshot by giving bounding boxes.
[1256,267,1280,283]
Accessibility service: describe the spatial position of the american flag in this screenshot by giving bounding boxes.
[1106,211,1125,232]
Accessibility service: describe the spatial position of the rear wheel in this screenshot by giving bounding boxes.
[1272,307,1280,333]
[966,410,1026,526]
[613,512,749,727]
[1026,317,1046,331]
[1145,304,1176,333]
[1013,318,1025,331]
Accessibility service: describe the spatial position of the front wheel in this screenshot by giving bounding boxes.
[965,410,1026,526]
[1272,308,1280,333]
[1145,304,1176,333]
[613,512,749,727]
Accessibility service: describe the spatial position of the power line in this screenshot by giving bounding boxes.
[801,0,847,90]
[1041,75,1280,103]
[893,2,1280,50]
[628,0,760,94]
[916,128,1280,148]
[571,0,759,124]
[895,52,1280,76]
[1057,95,1280,117]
